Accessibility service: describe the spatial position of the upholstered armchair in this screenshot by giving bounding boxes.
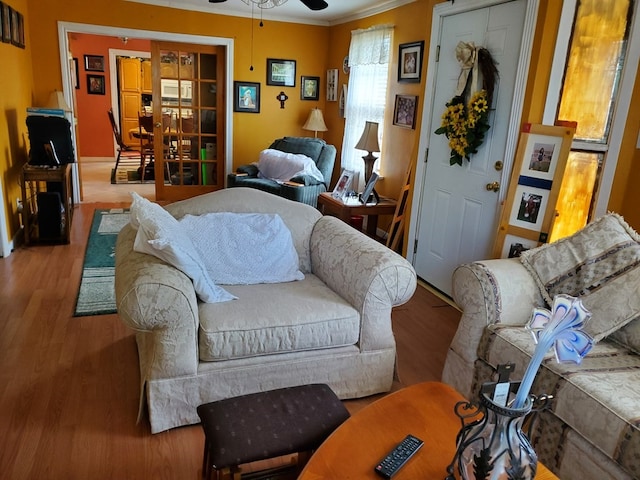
[227,136,336,207]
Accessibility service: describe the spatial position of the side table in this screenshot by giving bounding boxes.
[317,192,396,238]
[21,164,73,245]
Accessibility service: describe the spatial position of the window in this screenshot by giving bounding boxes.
[341,25,393,191]
[549,0,633,242]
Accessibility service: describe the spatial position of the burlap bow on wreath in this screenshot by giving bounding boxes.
[434,41,499,166]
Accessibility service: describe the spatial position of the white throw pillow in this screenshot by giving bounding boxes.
[129,193,236,303]
[179,212,305,285]
[257,148,324,183]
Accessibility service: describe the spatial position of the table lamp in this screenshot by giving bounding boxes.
[303,108,328,137]
[355,121,380,183]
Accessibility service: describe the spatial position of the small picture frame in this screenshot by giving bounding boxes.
[398,41,424,83]
[393,94,418,129]
[332,169,355,200]
[233,81,260,113]
[326,69,338,101]
[266,58,296,87]
[0,3,10,44]
[301,76,320,101]
[9,6,18,46]
[84,54,105,72]
[87,74,105,95]
[72,58,80,89]
[360,172,379,204]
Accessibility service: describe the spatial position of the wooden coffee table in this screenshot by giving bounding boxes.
[299,382,558,479]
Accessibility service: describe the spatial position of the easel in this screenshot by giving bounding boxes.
[386,162,412,253]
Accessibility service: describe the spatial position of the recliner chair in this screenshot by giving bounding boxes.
[227,137,336,207]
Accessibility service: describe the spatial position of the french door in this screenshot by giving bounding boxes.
[151,41,226,202]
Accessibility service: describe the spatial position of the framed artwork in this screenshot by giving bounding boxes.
[331,169,355,200]
[326,69,338,101]
[266,58,296,87]
[84,54,105,72]
[233,81,260,113]
[72,58,80,89]
[87,74,105,95]
[1,3,9,43]
[301,76,320,101]
[393,94,418,129]
[398,41,424,83]
[492,122,577,258]
[9,6,18,46]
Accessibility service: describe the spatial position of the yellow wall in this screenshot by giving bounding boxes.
[1,0,33,243]
[2,0,639,247]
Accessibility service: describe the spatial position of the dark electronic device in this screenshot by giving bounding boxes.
[26,115,75,166]
[374,434,424,479]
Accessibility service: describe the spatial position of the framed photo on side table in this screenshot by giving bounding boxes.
[360,172,380,204]
[331,169,354,200]
[267,58,296,87]
[398,41,424,83]
[233,81,260,113]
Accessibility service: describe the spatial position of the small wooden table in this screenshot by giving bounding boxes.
[317,192,397,237]
[299,382,558,480]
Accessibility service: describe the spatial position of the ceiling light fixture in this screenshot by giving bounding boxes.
[240,0,288,9]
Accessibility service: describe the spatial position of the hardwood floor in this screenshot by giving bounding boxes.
[0,168,461,478]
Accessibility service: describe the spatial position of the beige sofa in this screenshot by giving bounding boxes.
[115,188,417,433]
[443,214,640,480]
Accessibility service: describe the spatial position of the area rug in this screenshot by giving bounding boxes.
[74,208,130,316]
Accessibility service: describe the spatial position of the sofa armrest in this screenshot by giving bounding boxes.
[289,174,324,186]
[310,216,417,351]
[449,259,544,367]
[115,224,199,380]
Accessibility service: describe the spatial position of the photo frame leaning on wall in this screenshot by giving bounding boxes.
[492,122,576,258]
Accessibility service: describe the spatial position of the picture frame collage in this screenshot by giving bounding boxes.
[493,122,577,259]
[393,41,424,129]
[1,2,25,48]
[84,54,105,95]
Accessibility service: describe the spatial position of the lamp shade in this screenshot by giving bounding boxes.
[355,121,380,153]
[46,90,71,112]
[302,108,328,137]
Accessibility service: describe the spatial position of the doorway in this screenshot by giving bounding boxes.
[56,22,234,204]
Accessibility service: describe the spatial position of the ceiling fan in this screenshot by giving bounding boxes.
[208,0,329,11]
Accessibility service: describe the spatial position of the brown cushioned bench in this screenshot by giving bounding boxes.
[196,384,350,480]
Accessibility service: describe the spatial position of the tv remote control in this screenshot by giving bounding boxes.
[374,434,424,479]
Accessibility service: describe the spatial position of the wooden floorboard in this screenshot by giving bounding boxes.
[0,191,461,478]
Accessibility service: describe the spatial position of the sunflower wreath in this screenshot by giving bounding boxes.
[435,42,499,166]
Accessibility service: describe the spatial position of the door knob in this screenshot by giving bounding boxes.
[486,181,500,192]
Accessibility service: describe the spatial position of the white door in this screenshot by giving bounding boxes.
[409,0,534,296]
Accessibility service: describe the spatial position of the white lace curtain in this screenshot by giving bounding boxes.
[341,25,393,191]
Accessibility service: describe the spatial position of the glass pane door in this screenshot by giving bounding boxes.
[151,41,225,202]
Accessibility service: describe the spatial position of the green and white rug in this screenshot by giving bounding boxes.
[74,208,130,316]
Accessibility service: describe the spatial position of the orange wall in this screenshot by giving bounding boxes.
[69,34,151,157]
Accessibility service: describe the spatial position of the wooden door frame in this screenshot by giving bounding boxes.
[56,21,234,204]
[406,0,539,264]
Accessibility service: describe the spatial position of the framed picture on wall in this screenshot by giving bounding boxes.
[233,81,260,113]
[398,41,424,83]
[301,76,320,101]
[72,58,80,89]
[393,94,418,129]
[1,3,10,44]
[84,54,105,72]
[87,74,105,95]
[266,58,296,87]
